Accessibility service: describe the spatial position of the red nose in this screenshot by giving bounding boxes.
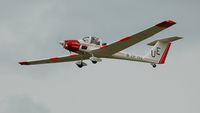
[64,40,80,52]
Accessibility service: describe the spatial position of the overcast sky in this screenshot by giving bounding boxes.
[0,0,200,113]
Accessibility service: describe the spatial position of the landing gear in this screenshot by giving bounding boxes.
[151,64,156,68]
[75,61,87,68]
[92,61,97,64]
[90,56,102,64]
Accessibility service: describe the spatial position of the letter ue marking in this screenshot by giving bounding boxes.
[157,47,161,55]
[151,47,161,57]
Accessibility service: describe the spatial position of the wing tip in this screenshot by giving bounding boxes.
[156,20,176,28]
[19,61,30,65]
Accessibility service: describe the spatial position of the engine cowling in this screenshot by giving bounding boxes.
[64,40,80,52]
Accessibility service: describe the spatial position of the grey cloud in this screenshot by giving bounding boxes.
[0,0,200,113]
[0,96,50,113]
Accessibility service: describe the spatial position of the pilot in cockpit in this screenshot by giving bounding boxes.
[82,36,101,45]
[91,37,101,45]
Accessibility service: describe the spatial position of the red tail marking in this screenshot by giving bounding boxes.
[159,43,171,64]
[156,20,176,28]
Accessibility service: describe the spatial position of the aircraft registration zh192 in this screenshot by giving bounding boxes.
[19,20,182,68]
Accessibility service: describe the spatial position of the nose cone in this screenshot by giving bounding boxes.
[63,40,80,52]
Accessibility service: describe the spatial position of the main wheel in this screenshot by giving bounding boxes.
[152,64,156,68]
[76,62,83,68]
[77,64,83,68]
[76,61,87,68]
[92,61,97,64]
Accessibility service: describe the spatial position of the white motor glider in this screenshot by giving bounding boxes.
[19,20,182,68]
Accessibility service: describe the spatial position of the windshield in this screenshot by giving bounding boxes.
[82,37,90,43]
[82,36,101,45]
[91,37,100,45]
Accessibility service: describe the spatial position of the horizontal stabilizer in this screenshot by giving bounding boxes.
[147,36,182,46]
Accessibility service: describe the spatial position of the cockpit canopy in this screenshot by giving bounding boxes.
[82,36,102,45]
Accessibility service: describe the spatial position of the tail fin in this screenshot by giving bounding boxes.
[144,36,182,64]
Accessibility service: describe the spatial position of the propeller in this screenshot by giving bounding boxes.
[59,41,72,54]
[59,41,64,46]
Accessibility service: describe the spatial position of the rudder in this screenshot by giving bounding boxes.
[144,36,182,64]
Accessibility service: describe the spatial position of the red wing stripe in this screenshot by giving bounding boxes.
[49,57,60,61]
[100,45,108,49]
[159,43,171,64]
[156,20,176,28]
[119,36,130,42]
[69,54,78,57]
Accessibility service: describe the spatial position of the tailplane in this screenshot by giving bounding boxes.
[144,36,182,65]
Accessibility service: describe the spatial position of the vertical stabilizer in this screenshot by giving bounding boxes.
[144,36,182,64]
